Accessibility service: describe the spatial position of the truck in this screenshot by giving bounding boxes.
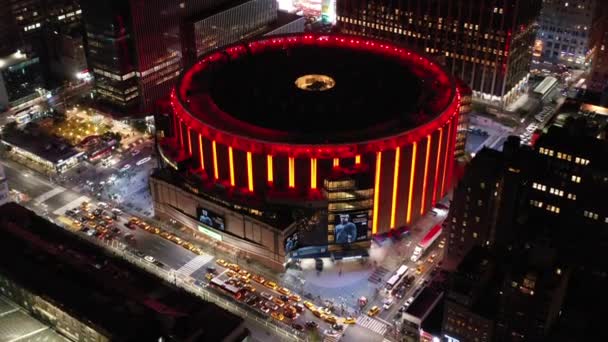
[410,224,442,262]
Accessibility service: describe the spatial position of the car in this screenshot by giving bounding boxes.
[278,287,291,295]
[320,307,331,315]
[283,306,297,318]
[305,321,318,329]
[131,149,141,156]
[227,263,240,272]
[216,259,228,267]
[312,309,323,318]
[343,317,356,324]
[280,295,290,302]
[246,295,259,306]
[205,273,214,280]
[243,284,256,293]
[265,301,279,311]
[252,274,265,284]
[264,281,278,290]
[259,305,270,314]
[238,269,251,278]
[383,298,394,310]
[294,303,304,313]
[324,315,337,324]
[289,294,301,302]
[303,301,315,310]
[292,323,305,331]
[324,329,339,337]
[405,297,415,307]
[153,260,165,268]
[144,255,155,263]
[272,297,286,308]
[120,164,131,172]
[332,323,344,331]
[260,292,273,301]
[367,306,380,317]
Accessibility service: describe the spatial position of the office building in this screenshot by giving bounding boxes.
[588,2,608,92]
[0,164,8,206]
[443,245,569,342]
[80,0,182,115]
[0,202,248,342]
[446,137,530,260]
[536,0,596,67]
[48,24,87,82]
[0,50,44,111]
[153,33,463,270]
[336,0,542,106]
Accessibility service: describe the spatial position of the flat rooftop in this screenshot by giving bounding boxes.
[405,287,442,319]
[0,296,69,342]
[0,202,245,342]
[1,128,81,164]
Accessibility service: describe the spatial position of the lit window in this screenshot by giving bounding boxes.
[473,232,478,238]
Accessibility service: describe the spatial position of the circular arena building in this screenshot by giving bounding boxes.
[153,34,463,269]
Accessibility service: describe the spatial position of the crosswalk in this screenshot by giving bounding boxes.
[357,315,388,336]
[323,334,340,342]
[52,195,89,215]
[34,186,65,203]
[177,255,214,276]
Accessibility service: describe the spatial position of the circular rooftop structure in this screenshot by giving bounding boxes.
[173,34,458,154]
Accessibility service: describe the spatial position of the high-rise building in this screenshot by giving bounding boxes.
[80,0,181,115]
[588,2,608,92]
[336,0,542,106]
[443,245,569,342]
[0,50,44,111]
[0,163,8,206]
[535,0,596,67]
[447,117,608,267]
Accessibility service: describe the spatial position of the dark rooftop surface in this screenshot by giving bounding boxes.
[405,287,442,319]
[181,35,455,144]
[1,129,81,164]
[0,203,245,342]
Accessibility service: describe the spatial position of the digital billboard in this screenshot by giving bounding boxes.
[197,207,225,231]
[334,212,368,244]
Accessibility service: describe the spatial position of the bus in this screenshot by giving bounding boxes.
[386,264,409,290]
[532,76,558,101]
[411,225,442,262]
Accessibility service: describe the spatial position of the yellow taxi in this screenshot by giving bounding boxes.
[343,317,356,325]
[272,297,286,308]
[303,301,315,310]
[216,259,228,267]
[252,274,265,284]
[205,273,214,280]
[271,311,284,321]
[278,287,291,295]
[324,315,338,324]
[312,309,323,318]
[367,306,380,317]
[289,294,301,302]
[227,263,241,272]
[238,269,251,278]
[264,280,278,290]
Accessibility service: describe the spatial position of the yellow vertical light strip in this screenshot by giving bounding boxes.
[288,157,295,188]
[432,128,443,204]
[187,128,192,155]
[310,158,317,189]
[355,154,361,165]
[198,133,205,170]
[228,146,235,186]
[372,151,382,234]
[333,158,339,167]
[267,155,273,184]
[212,140,219,179]
[406,142,418,224]
[390,147,401,229]
[420,134,432,215]
[247,151,254,192]
[441,120,452,196]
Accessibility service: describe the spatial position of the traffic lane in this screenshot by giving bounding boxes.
[342,323,384,342]
[44,191,81,212]
[2,160,53,198]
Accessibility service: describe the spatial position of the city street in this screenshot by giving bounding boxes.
[2,152,450,341]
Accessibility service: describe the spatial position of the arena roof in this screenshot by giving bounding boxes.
[176,34,457,147]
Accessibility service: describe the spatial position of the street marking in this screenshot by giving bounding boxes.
[177,254,213,276]
[7,326,49,342]
[34,186,65,203]
[53,195,89,215]
[357,315,388,336]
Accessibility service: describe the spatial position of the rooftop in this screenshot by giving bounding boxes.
[0,51,28,70]
[0,203,246,342]
[405,286,443,320]
[1,127,81,164]
[177,34,455,145]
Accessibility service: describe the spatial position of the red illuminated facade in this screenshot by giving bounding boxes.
[160,33,462,236]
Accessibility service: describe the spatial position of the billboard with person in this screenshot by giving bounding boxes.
[197,207,225,231]
[333,212,368,244]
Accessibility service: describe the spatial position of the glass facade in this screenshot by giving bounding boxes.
[0,52,44,107]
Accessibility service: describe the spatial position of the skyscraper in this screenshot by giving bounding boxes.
[336,0,542,106]
[80,0,182,115]
[588,2,608,92]
[535,0,596,67]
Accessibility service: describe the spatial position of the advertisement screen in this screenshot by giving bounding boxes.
[197,207,225,231]
[334,212,368,244]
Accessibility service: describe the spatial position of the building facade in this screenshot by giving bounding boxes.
[535,0,596,67]
[0,51,44,110]
[588,2,608,92]
[336,0,542,106]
